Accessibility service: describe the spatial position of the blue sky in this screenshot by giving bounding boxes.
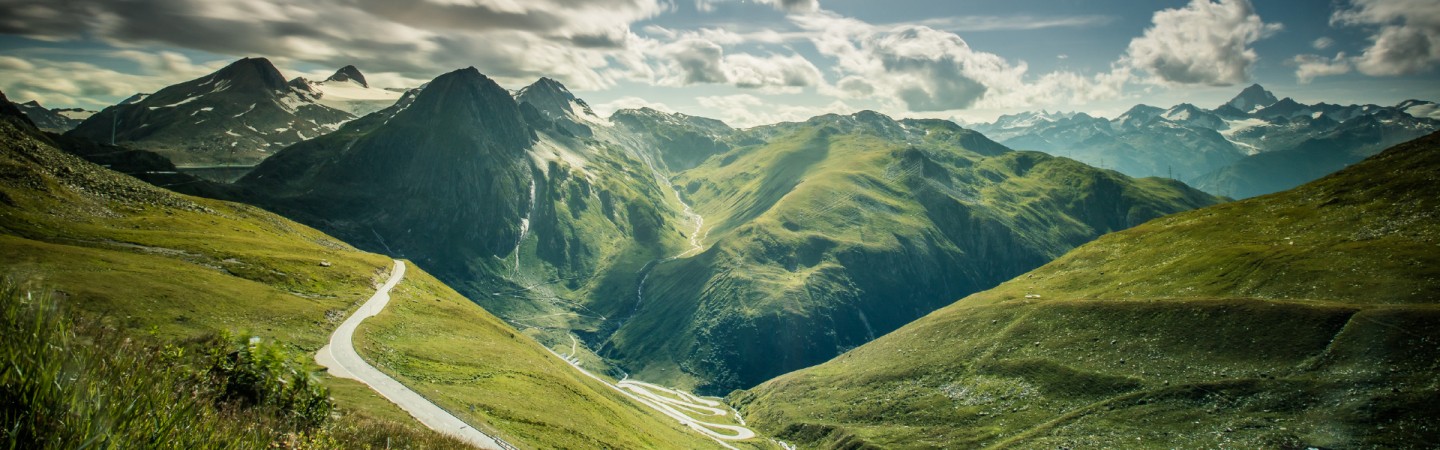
[0,0,1436,126]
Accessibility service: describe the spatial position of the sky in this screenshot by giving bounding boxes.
[0,0,1437,126]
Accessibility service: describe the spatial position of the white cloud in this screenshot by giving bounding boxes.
[1333,0,1440,76]
[1293,53,1353,83]
[757,0,819,13]
[795,12,1129,113]
[592,96,675,116]
[664,38,728,84]
[895,15,1114,32]
[1313,37,1336,49]
[0,0,670,93]
[1122,0,1281,86]
[722,53,822,91]
[696,93,851,127]
[654,35,822,91]
[0,51,226,109]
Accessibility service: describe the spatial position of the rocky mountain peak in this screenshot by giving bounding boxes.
[1224,83,1279,113]
[326,65,368,87]
[0,90,36,128]
[210,57,289,92]
[516,77,592,118]
[391,67,535,150]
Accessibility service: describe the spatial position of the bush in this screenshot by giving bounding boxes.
[202,332,333,430]
[0,279,470,449]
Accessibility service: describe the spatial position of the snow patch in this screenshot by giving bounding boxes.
[56,110,95,120]
[232,103,256,118]
[311,80,403,116]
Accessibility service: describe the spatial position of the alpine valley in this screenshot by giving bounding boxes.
[3,38,1438,450]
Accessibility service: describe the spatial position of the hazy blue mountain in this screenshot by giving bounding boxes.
[972,84,1438,197]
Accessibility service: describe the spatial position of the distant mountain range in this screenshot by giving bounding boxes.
[971,84,1439,198]
[65,58,378,166]
[10,100,93,133]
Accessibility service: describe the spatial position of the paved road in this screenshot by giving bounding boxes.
[545,345,757,449]
[317,260,507,449]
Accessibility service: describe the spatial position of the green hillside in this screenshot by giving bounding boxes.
[606,112,1221,393]
[0,106,727,448]
[735,132,1440,448]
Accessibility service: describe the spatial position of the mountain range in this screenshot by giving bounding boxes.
[971,84,1440,198]
[0,87,724,449]
[10,100,92,133]
[4,54,1438,449]
[65,58,375,166]
[737,129,1440,449]
[209,65,1221,395]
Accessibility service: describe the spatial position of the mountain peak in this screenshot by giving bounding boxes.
[0,90,37,128]
[211,57,289,92]
[516,77,584,115]
[393,67,534,148]
[1224,83,1279,113]
[325,65,368,87]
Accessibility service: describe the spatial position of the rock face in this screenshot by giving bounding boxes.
[514,77,598,138]
[1224,83,1280,112]
[67,57,355,165]
[325,65,368,87]
[239,67,536,264]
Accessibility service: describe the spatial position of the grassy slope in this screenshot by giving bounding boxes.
[0,118,727,448]
[610,116,1219,392]
[355,267,729,449]
[735,132,1440,449]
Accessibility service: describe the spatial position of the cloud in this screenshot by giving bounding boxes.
[894,14,1115,32]
[0,51,226,109]
[591,96,675,116]
[1313,37,1336,49]
[656,36,822,91]
[666,38,728,84]
[696,93,850,127]
[0,0,668,92]
[1293,53,1353,83]
[722,53,822,91]
[1333,0,1440,76]
[1122,0,1281,86]
[796,12,1129,113]
[757,0,819,13]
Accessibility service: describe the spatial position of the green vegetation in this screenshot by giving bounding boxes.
[736,132,1440,448]
[0,114,743,448]
[606,113,1220,393]
[353,266,736,449]
[0,282,467,449]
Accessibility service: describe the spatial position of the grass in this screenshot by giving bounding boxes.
[604,114,1220,393]
[352,263,751,449]
[0,281,469,449]
[735,132,1440,448]
[0,117,742,448]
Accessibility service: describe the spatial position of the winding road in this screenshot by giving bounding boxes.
[544,344,757,449]
[317,260,508,450]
